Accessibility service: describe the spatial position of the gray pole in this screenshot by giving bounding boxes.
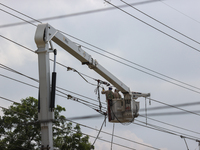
[35,26,54,149]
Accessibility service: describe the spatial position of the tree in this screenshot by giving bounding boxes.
[0,97,94,150]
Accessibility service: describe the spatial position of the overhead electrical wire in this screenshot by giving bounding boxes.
[1,29,200,139]
[140,110,200,117]
[146,98,200,117]
[1,61,200,118]
[140,101,200,112]
[67,120,160,150]
[104,0,200,53]
[67,34,200,92]
[0,96,37,111]
[0,0,160,28]
[72,130,137,150]
[0,1,200,92]
[134,121,200,141]
[120,0,200,45]
[133,120,200,143]
[1,63,200,133]
[2,63,200,137]
[1,1,200,95]
[2,32,200,115]
[2,33,200,97]
[159,1,200,24]
[1,101,199,148]
[139,114,200,135]
[80,44,200,94]
[1,5,200,95]
[0,8,37,27]
[1,72,200,140]
[0,3,198,149]
[0,63,107,106]
[0,72,106,113]
[0,103,159,150]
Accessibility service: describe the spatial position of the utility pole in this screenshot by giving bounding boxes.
[35,24,54,150]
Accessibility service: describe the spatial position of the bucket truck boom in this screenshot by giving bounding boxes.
[35,23,150,149]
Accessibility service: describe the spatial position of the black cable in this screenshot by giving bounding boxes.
[2,93,199,137]
[71,129,137,150]
[1,64,200,119]
[92,116,106,146]
[70,35,200,92]
[1,3,200,93]
[121,0,200,45]
[110,123,115,150]
[140,110,200,117]
[133,120,200,142]
[160,1,200,24]
[147,98,200,117]
[139,114,200,135]
[140,101,200,112]
[0,3,42,24]
[67,119,162,150]
[135,121,200,141]
[0,71,107,112]
[1,34,200,119]
[0,8,37,27]
[0,61,106,106]
[0,97,196,150]
[0,96,37,111]
[0,0,160,28]
[80,44,200,95]
[104,0,200,53]
[2,26,200,96]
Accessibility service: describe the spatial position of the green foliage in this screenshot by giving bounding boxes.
[0,97,94,150]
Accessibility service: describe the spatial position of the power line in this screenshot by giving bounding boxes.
[80,44,200,94]
[147,98,200,117]
[2,33,200,97]
[1,71,200,140]
[64,119,161,150]
[104,0,200,53]
[0,8,37,27]
[1,62,200,118]
[0,62,107,106]
[2,101,198,148]
[160,1,200,24]
[133,120,200,143]
[0,0,160,28]
[0,72,107,113]
[0,100,159,150]
[73,130,136,150]
[1,88,199,138]
[139,114,200,135]
[1,2,200,95]
[0,3,42,24]
[2,2,200,94]
[121,0,200,45]
[2,33,200,114]
[140,101,200,112]
[1,6,200,96]
[69,33,200,91]
[140,110,200,117]
[1,63,200,136]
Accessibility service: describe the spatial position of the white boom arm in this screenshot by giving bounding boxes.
[35,23,132,94]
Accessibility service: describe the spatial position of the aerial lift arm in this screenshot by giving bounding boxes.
[35,23,132,94]
[35,23,150,149]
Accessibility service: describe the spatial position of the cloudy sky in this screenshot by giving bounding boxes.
[0,0,200,149]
